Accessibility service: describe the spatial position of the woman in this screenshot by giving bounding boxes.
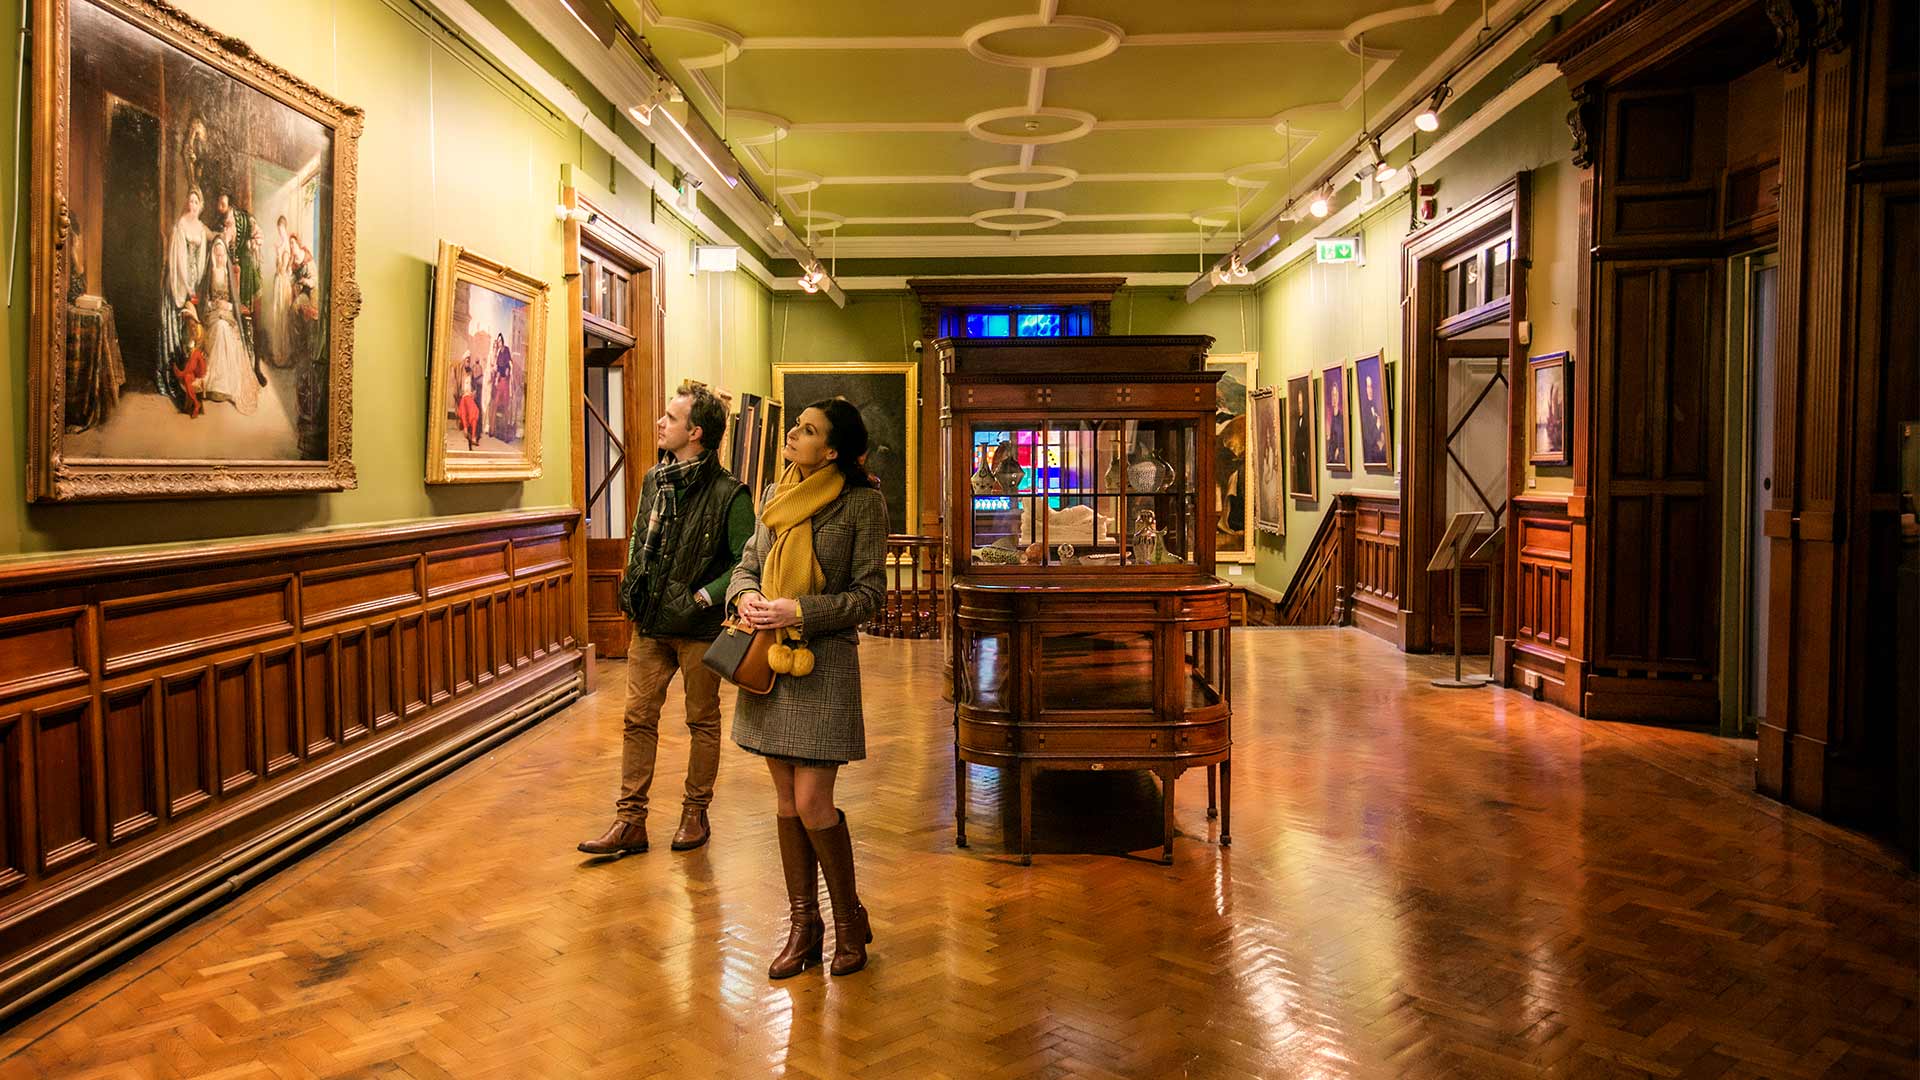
[158,186,210,412]
[197,237,259,416]
[729,400,888,979]
[489,333,516,443]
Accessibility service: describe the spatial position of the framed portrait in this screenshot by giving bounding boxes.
[425,242,549,483]
[1286,373,1318,501]
[772,362,918,535]
[1322,362,1350,472]
[1207,352,1256,563]
[27,0,362,501]
[1353,353,1392,470]
[1251,387,1284,535]
[730,392,762,485]
[1527,351,1572,465]
[757,398,785,503]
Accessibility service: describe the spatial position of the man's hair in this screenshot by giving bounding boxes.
[678,380,727,451]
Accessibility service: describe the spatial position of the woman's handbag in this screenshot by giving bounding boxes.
[702,617,777,694]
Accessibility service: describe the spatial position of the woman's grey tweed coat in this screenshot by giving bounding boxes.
[727,483,888,763]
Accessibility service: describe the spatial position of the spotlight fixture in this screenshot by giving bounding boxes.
[798,275,819,294]
[1369,137,1398,184]
[1309,189,1330,218]
[805,264,828,286]
[1414,84,1452,132]
[628,103,654,126]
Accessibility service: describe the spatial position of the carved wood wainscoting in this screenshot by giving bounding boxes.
[1507,496,1588,713]
[1262,493,1403,642]
[0,510,584,1020]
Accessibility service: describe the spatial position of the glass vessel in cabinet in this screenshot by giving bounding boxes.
[964,419,1198,570]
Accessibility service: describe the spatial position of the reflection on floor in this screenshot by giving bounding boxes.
[4,631,1914,1078]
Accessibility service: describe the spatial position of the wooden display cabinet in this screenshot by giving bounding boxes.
[941,336,1233,864]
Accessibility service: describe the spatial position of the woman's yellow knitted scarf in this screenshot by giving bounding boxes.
[756,461,844,676]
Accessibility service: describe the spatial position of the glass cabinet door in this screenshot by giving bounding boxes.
[966,419,1200,569]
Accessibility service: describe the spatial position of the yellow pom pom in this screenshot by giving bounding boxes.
[789,647,815,677]
[767,643,794,674]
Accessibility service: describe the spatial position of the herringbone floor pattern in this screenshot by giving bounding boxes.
[3,631,1914,1079]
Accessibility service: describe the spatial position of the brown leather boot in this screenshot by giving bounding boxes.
[577,819,648,856]
[670,807,711,851]
[807,810,871,976]
[768,816,824,980]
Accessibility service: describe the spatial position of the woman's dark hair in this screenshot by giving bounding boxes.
[806,398,871,488]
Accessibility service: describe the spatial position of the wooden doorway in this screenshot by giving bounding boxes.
[1401,175,1530,657]
[564,191,664,661]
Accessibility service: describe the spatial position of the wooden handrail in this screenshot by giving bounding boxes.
[865,534,944,638]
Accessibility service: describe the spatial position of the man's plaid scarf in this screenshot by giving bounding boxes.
[627,451,713,582]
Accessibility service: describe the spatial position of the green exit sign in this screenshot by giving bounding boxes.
[1316,237,1362,264]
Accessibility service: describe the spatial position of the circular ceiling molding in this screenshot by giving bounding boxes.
[965,106,1098,146]
[1189,205,1237,229]
[962,15,1124,69]
[968,164,1079,193]
[647,16,744,68]
[970,207,1067,232]
[728,110,790,147]
[1224,161,1293,190]
[770,169,822,196]
[797,210,845,233]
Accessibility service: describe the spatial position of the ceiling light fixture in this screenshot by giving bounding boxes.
[1309,188,1331,218]
[1371,137,1399,184]
[1414,84,1452,132]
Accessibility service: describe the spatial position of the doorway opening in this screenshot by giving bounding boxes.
[1724,248,1778,737]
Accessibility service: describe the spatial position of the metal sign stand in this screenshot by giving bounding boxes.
[1427,510,1485,689]
[1465,525,1505,687]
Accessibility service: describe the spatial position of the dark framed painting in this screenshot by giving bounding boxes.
[1528,351,1572,465]
[1353,352,1392,470]
[1286,373,1317,501]
[1251,386,1283,535]
[426,243,548,483]
[757,398,785,505]
[772,362,918,535]
[1207,352,1255,563]
[1322,361,1350,472]
[29,0,362,500]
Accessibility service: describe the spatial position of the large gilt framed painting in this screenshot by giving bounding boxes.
[1250,386,1283,536]
[771,362,917,535]
[426,242,549,484]
[1206,353,1255,563]
[28,0,362,501]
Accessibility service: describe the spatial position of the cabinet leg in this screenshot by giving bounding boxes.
[1161,769,1176,865]
[1206,765,1218,820]
[1019,762,1033,866]
[1220,759,1232,847]
[954,749,968,849]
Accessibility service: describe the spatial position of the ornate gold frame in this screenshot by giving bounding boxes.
[425,242,550,484]
[28,0,363,501]
[771,361,919,534]
[1206,352,1257,563]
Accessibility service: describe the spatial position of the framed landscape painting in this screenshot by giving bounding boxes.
[1206,353,1255,563]
[28,0,363,500]
[772,362,918,535]
[1528,351,1572,465]
[1251,386,1283,535]
[426,242,549,483]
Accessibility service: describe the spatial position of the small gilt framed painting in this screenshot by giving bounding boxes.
[426,241,549,483]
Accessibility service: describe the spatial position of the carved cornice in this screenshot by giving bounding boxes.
[1764,0,1807,70]
[1567,86,1599,170]
[1809,0,1848,51]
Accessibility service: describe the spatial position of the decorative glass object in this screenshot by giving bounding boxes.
[1131,508,1169,565]
[971,460,998,493]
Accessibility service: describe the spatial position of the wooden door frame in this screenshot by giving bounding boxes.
[564,188,666,650]
[1400,173,1531,654]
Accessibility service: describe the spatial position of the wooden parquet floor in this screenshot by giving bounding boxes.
[3,631,1915,1079]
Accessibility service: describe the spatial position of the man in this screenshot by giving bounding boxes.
[580,381,753,856]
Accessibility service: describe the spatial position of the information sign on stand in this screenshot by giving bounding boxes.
[1464,525,1505,686]
[1428,510,1484,689]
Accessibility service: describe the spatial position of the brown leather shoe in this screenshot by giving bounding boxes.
[768,815,824,980]
[577,820,648,856]
[807,809,871,976]
[670,807,711,851]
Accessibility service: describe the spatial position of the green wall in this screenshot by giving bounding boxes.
[0,0,769,557]
[1250,77,1582,597]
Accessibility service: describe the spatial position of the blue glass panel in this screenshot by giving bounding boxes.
[980,313,1011,337]
[1016,312,1063,337]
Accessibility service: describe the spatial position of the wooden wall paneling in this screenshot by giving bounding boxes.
[490,590,512,677]
[449,602,475,697]
[512,586,531,667]
[0,713,23,894]
[337,630,372,745]
[301,639,339,760]
[397,614,428,720]
[424,608,451,706]
[100,577,295,679]
[162,668,214,819]
[300,556,422,630]
[212,656,260,796]
[260,646,301,777]
[101,681,160,845]
[471,598,494,688]
[32,697,100,876]
[425,542,512,601]
[368,619,401,730]
[0,608,90,703]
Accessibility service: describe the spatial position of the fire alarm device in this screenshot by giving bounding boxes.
[1418,183,1438,221]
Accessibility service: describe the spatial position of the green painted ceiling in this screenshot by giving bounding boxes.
[612,0,1495,261]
